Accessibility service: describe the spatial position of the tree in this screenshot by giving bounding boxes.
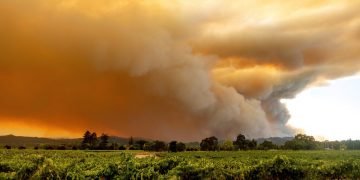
[233,134,248,150]
[144,141,167,151]
[295,134,315,141]
[90,132,98,149]
[169,141,177,152]
[131,144,142,150]
[220,140,234,151]
[283,134,318,150]
[109,143,119,150]
[57,145,66,150]
[169,141,186,152]
[44,144,55,150]
[81,130,92,149]
[176,142,186,152]
[154,141,167,151]
[343,140,360,150]
[99,133,109,150]
[259,140,278,150]
[248,139,257,150]
[118,145,126,150]
[200,136,218,151]
[233,134,257,150]
[144,142,155,151]
[135,140,148,150]
[119,145,126,150]
[129,136,134,146]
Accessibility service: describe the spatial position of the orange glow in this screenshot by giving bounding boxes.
[0,0,360,140]
[0,117,82,138]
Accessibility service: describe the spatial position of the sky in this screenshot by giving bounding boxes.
[284,75,360,140]
[0,0,360,141]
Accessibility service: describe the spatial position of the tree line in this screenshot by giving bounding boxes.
[3,131,360,151]
[80,131,186,152]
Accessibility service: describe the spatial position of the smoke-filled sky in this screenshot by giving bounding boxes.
[0,0,360,141]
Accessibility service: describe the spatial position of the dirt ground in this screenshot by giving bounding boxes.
[134,152,157,158]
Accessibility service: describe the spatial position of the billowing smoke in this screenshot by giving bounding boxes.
[0,0,359,140]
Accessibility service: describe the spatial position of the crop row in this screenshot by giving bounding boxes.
[1,150,360,179]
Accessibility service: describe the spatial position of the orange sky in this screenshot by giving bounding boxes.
[1,0,360,140]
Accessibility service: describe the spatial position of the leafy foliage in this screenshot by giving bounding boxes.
[169,141,186,152]
[144,141,167,151]
[219,140,234,151]
[284,134,318,150]
[200,136,218,151]
[258,140,278,150]
[233,134,257,150]
[2,150,360,179]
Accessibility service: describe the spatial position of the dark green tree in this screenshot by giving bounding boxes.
[248,139,257,150]
[90,132,98,149]
[99,133,109,150]
[154,141,167,151]
[144,141,167,151]
[233,134,248,150]
[342,139,360,150]
[135,140,148,150]
[144,142,155,151]
[169,141,177,152]
[283,134,318,150]
[129,136,134,146]
[57,145,66,150]
[119,145,126,150]
[220,140,234,151]
[259,140,278,150]
[233,134,258,150]
[200,136,218,151]
[81,130,92,149]
[109,143,119,150]
[176,142,186,152]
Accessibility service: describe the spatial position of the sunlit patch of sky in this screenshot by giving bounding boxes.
[283,74,360,140]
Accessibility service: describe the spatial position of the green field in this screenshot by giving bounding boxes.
[1,150,360,179]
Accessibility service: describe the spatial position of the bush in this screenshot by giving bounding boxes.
[246,155,305,179]
[36,159,61,179]
[18,146,26,150]
[118,145,126,150]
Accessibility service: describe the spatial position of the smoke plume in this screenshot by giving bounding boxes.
[0,0,360,140]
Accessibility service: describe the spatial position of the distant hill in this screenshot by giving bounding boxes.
[256,137,294,146]
[0,135,81,147]
[0,134,135,147]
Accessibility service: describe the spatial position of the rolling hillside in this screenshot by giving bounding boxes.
[0,134,130,147]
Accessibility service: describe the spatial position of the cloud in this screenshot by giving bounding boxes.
[0,0,359,140]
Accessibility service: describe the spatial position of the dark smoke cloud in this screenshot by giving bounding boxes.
[0,0,359,140]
